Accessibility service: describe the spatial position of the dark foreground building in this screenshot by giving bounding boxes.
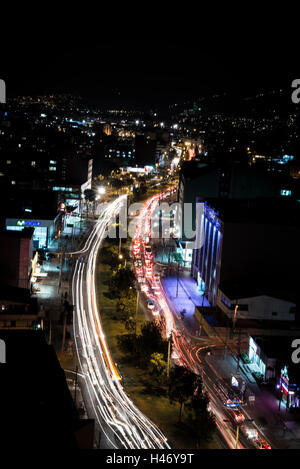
[0,330,94,448]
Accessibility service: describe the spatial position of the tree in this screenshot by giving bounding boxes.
[168,365,201,423]
[139,182,147,195]
[149,353,167,385]
[117,290,136,320]
[187,393,215,444]
[101,243,120,269]
[137,321,167,364]
[125,315,136,333]
[84,189,96,218]
[110,265,136,298]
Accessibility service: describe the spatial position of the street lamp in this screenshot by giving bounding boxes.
[135,289,140,336]
[233,304,239,329]
[224,416,253,449]
[119,253,126,268]
[167,331,173,378]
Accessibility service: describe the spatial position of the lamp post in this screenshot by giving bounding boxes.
[233,304,239,330]
[224,417,253,449]
[135,290,140,336]
[167,332,173,378]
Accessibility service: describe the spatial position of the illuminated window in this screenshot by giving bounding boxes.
[31,161,36,167]
[49,166,56,171]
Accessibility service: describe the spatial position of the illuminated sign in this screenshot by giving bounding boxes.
[280,365,296,395]
[17,220,41,227]
[280,190,292,196]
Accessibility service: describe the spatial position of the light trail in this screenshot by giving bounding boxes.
[71,195,170,449]
[132,191,272,450]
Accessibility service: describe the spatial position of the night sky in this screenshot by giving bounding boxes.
[1,17,298,109]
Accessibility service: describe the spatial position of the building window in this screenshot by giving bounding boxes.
[49,166,56,171]
[31,161,36,167]
[221,296,231,309]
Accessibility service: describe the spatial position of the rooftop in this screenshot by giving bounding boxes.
[0,330,79,448]
[219,275,300,305]
[0,188,59,221]
[204,197,300,226]
[0,227,34,240]
[0,283,31,303]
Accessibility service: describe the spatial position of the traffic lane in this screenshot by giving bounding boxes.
[72,259,124,448]
[73,203,170,449]
[137,195,256,449]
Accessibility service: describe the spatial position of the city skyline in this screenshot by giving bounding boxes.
[0,30,299,454]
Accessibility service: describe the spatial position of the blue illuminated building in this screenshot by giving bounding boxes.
[193,202,223,305]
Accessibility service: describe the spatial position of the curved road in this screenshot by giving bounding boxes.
[71,195,170,449]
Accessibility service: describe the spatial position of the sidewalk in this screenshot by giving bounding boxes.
[32,217,92,346]
[161,274,209,338]
[205,350,300,448]
[161,271,300,448]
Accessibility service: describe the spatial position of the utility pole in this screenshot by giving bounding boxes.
[135,290,140,336]
[49,319,52,345]
[176,260,179,298]
[74,365,78,407]
[233,304,239,330]
[236,328,241,373]
[167,332,172,378]
[278,393,282,412]
[224,417,253,449]
[61,313,67,353]
[224,325,228,358]
[58,252,63,293]
[235,424,240,449]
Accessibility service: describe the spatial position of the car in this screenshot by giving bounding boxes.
[234,411,245,423]
[154,273,160,281]
[147,300,155,310]
[144,246,153,259]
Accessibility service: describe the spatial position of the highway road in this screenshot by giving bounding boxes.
[71,195,170,449]
[132,191,272,450]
